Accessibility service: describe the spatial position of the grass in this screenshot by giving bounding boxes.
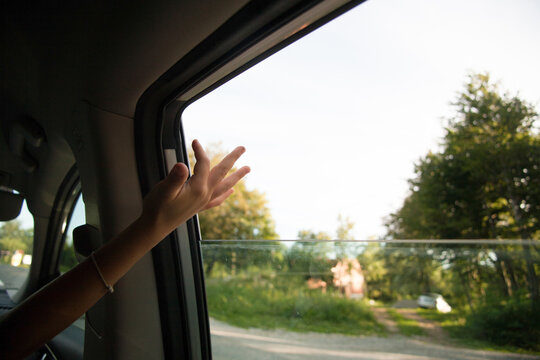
[417,308,540,356]
[205,275,386,336]
[386,308,425,336]
[205,274,539,356]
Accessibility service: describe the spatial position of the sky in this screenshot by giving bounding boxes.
[182,0,540,240]
[10,0,540,240]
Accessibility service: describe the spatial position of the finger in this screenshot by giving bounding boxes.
[203,189,234,210]
[210,166,250,199]
[191,139,210,180]
[208,146,246,187]
[161,163,189,198]
[190,140,211,194]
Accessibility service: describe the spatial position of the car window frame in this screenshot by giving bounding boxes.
[133,1,365,359]
[39,164,81,287]
[57,191,85,274]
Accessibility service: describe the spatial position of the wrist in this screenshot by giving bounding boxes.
[132,213,167,246]
[135,210,186,245]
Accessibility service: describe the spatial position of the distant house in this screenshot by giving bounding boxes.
[331,258,367,299]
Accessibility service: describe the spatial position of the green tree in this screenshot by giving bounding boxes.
[334,215,357,261]
[356,242,388,300]
[386,73,540,309]
[198,179,276,241]
[289,216,357,284]
[287,231,333,282]
[0,221,33,261]
[296,230,331,240]
[59,237,78,273]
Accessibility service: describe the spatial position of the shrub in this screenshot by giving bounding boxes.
[466,299,540,351]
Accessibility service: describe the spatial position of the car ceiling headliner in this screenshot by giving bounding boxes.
[0,0,248,211]
[1,0,248,124]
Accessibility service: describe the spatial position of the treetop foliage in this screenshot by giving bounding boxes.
[387,73,540,241]
[0,220,33,256]
[384,73,540,313]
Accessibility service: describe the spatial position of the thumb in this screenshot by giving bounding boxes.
[161,163,189,198]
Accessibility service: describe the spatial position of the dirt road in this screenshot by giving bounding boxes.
[0,264,28,290]
[395,308,449,344]
[210,318,540,360]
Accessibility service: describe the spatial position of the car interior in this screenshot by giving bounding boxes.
[0,1,364,358]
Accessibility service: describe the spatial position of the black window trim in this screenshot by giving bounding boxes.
[133,1,366,359]
[40,164,81,288]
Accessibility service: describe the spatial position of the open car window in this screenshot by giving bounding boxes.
[180,0,540,357]
[58,192,86,333]
[59,193,85,275]
[0,200,33,300]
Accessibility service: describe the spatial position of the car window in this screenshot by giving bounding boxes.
[59,193,86,274]
[201,240,538,358]
[58,192,86,332]
[182,0,540,357]
[0,200,34,299]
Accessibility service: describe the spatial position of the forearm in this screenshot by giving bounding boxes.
[92,215,168,286]
[0,142,248,359]
[0,216,168,359]
[0,257,109,359]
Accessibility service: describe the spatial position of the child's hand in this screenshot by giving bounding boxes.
[0,139,249,360]
[141,140,250,235]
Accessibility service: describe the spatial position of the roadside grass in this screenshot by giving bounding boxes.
[417,308,540,356]
[386,309,425,336]
[205,276,386,336]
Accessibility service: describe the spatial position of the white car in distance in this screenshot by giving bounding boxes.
[418,293,452,313]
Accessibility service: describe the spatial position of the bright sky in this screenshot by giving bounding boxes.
[9,0,540,240]
[183,0,540,240]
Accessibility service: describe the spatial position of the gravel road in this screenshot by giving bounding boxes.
[210,318,540,360]
[0,263,28,290]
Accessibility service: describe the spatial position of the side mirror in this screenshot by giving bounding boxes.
[0,190,24,221]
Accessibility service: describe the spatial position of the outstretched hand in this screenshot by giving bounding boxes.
[0,140,249,360]
[141,140,250,235]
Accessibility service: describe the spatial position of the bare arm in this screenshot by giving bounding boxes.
[0,140,249,359]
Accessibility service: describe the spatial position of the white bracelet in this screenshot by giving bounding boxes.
[90,252,114,294]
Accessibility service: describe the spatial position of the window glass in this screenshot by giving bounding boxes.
[202,240,539,358]
[183,0,540,242]
[59,193,86,274]
[0,200,34,298]
[182,0,540,357]
[59,193,86,331]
